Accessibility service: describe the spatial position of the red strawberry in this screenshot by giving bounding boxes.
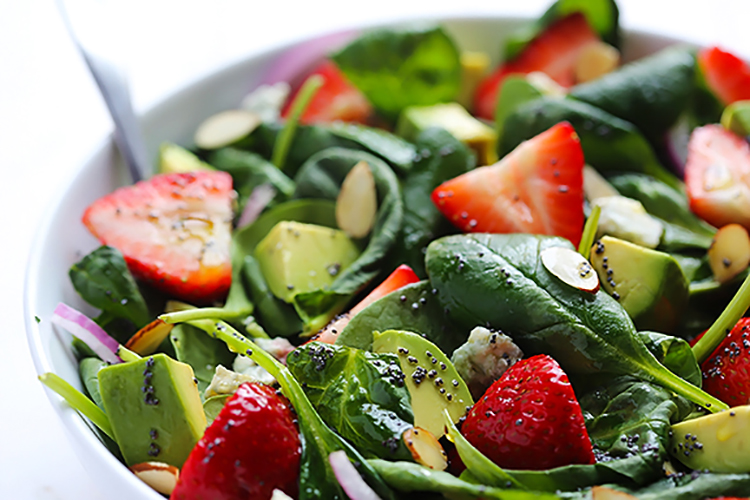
[461,354,595,470]
[698,46,750,106]
[313,264,420,344]
[82,171,234,304]
[684,125,750,230]
[282,59,372,125]
[171,382,301,500]
[474,13,599,120]
[431,121,585,247]
[694,318,750,407]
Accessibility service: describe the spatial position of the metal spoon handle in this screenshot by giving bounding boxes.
[56,0,148,183]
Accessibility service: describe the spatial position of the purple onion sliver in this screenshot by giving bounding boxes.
[328,450,382,500]
[237,183,277,229]
[260,29,359,87]
[51,303,122,364]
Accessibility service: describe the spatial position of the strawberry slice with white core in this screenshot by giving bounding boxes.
[431,121,585,247]
[685,125,750,230]
[83,171,234,304]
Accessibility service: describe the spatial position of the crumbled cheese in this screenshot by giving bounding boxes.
[450,326,523,399]
[594,196,663,249]
[232,356,276,387]
[204,365,271,399]
[240,82,291,123]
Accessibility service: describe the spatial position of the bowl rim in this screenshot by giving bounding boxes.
[23,13,694,498]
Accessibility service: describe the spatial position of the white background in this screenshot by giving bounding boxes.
[1,0,749,498]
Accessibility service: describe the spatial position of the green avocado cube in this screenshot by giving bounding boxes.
[98,354,206,467]
[396,102,497,165]
[158,142,214,174]
[255,221,360,303]
[721,100,750,138]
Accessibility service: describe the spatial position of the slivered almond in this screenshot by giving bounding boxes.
[541,246,599,293]
[125,319,174,356]
[129,462,179,495]
[591,486,638,500]
[575,42,621,84]
[403,427,448,471]
[336,160,377,238]
[708,223,750,284]
[194,109,261,150]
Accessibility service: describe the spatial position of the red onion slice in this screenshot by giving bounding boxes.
[51,303,122,364]
[237,183,277,229]
[328,450,382,500]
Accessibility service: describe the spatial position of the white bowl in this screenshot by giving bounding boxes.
[24,16,687,500]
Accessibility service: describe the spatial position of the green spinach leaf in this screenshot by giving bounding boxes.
[336,280,465,355]
[332,26,461,121]
[503,0,620,61]
[607,173,715,251]
[293,148,403,329]
[637,331,701,385]
[288,341,414,460]
[170,323,235,395]
[390,127,474,277]
[570,47,696,142]
[69,246,150,329]
[500,97,681,190]
[425,233,725,411]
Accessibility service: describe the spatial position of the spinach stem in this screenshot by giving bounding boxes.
[578,205,601,256]
[692,272,750,364]
[161,308,269,338]
[39,372,115,440]
[646,363,728,413]
[271,74,324,170]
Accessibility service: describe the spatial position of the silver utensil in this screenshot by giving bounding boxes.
[56,0,148,182]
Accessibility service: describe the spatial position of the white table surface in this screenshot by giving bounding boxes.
[2,0,749,497]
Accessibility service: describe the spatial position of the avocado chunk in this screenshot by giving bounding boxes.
[158,142,213,174]
[457,51,490,110]
[372,329,473,438]
[590,236,688,332]
[396,102,497,165]
[670,405,750,473]
[721,100,750,138]
[254,221,360,303]
[98,354,207,467]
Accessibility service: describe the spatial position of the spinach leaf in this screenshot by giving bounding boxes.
[336,280,465,355]
[425,233,725,411]
[607,173,715,251]
[170,323,235,395]
[79,357,107,409]
[332,26,461,121]
[368,459,558,500]
[208,147,295,209]
[232,199,338,337]
[288,341,414,460]
[503,0,620,61]
[203,394,230,426]
[391,128,474,277]
[570,47,696,142]
[293,148,403,329]
[245,122,417,177]
[637,331,702,386]
[69,246,150,329]
[169,317,396,500]
[500,97,682,191]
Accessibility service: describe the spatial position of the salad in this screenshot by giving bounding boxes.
[39,0,750,499]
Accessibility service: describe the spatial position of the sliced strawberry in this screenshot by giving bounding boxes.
[312,264,420,344]
[431,121,585,247]
[171,382,301,500]
[82,171,234,304]
[698,46,750,106]
[282,59,372,125]
[461,354,595,470]
[474,13,599,120]
[684,125,750,230]
[694,318,750,407]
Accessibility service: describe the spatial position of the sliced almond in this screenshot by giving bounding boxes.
[575,42,621,84]
[336,160,378,239]
[129,462,179,495]
[403,427,448,471]
[708,223,750,284]
[591,486,638,500]
[125,319,174,355]
[541,246,600,293]
[194,109,262,150]
[271,489,295,500]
